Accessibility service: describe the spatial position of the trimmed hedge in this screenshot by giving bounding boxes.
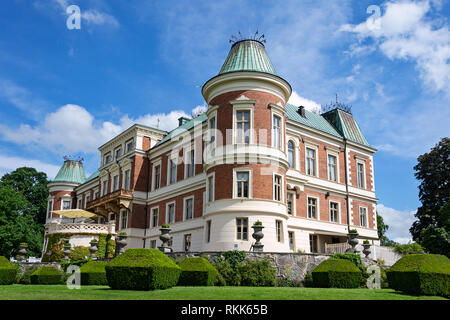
[312,258,362,288]
[80,261,108,285]
[30,266,63,285]
[387,254,450,297]
[0,256,17,285]
[178,257,217,286]
[105,248,181,290]
[17,266,39,284]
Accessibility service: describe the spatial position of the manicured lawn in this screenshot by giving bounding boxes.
[0,285,447,300]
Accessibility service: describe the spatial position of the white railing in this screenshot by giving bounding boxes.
[46,222,115,235]
[324,243,402,266]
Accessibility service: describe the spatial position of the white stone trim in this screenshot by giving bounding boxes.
[306,195,320,220]
[150,206,159,228]
[165,201,176,224]
[206,171,215,203]
[232,167,253,199]
[304,142,319,177]
[183,195,195,221]
[232,101,255,145]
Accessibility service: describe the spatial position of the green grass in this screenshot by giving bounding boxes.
[0,285,447,300]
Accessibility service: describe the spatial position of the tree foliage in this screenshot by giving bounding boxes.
[0,167,49,258]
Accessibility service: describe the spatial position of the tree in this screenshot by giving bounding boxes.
[0,167,49,258]
[410,138,450,243]
[376,213,397,246]
[420,201,450,257]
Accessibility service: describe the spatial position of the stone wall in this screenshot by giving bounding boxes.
[17,262,62,274]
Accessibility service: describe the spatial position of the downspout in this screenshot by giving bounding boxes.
[143,150,150,248]
[344,138,351,231]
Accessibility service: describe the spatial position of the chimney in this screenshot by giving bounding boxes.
[298,106,306,117]
[178,117,190,126]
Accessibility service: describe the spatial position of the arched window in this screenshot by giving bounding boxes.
[288,140,295,168]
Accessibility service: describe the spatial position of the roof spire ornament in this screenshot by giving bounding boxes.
[229,30,266,44]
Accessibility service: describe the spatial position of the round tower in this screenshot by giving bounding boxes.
[202,39,292,252]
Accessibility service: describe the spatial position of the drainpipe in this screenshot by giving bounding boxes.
[143,150,150,248]
[344,138,351,232]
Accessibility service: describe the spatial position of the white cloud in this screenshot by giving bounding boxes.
[0,104,200,155]
[0,155,60,180]
[377,203,417,244]
[340,0,450,92]
[287,91,322,113]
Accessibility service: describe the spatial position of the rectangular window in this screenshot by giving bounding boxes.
[208,175,214,202]
[78,199,82,209]
[330,202,339,223]
[272,115,281,149]
[274,174,282,201]
[357,163,365,188]
[94,191,99,200]
[85,195,91,208]
[113,175,119,191]
[236,171,249,198]
[306,148,316,176]
[152,208,159,228]
[288,231,295,251]
[307,197,317,219]
[167,203,175,224]
[63,200,71,210]
[121,211,128,229]
[236,218,248,240]
[287,193,294,215]
[47,200,53,219]
[115,148,122,159]
[104,154,112,165]
[126,141,134,153]
[124,170,130,190]
[276,220,283,242]
[328,154,337,182]
[186,150,195,178]
[169,159,177,184]
[150,240,156,248]
[154,165,161,189]
[210,117,216,145]
[236,110,250,144]
[309,234,318,253]
[109,213,116,222]
[206,220,211,243]
[359,207,367,227]
[185,198,193,220]
[102,180,108,196]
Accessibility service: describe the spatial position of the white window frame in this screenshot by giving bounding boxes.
[120,210,128,230]
[273,173,283,202]
[102,179,108,196]
[151,206,159,228]
[232,102,254,145]
[271,108,284,150]
[47,198,54,220]
[61,196,72,210]
[183,195,194,221]
[208,111,218,149]
[307,196,319,220]
[232,168,252,199]
[126,139,134,153]
[329,201,340,223]
[287,140,296,169]
[184,146,195,179]
[236,217,249,241]
[109,212,116,222]
[113,174,119,191]
[206,172,215,203]
[359,206,368,227]
[326,150,340,182]
[77,198,82,209]
[165,201,176,224]
[305,142,319,177]
[276,220,283,243]
[115,146,122,160]
[287,191,296,216]
[167,156,177,185]
[152,159,162,191]
[356,159,366,189]
[123,168,131,190]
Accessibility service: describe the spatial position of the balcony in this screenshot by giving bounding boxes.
[45,221,115,235]
[86,188,133,216]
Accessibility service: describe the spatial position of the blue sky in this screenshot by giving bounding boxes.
[0,0,449,243]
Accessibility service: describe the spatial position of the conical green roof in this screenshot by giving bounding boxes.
[53,160,86,184]
[219,40,276,75]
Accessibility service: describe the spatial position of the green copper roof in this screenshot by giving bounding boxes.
[53,160,86,184]
[154,113,208,148]
[219,40,276,75]
[322,108,370,146]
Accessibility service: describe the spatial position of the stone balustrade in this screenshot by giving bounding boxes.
[45,222,115,235]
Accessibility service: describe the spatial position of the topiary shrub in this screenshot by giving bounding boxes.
[17,266,39,284]
[0,256,17,285]
[30,266,63,285]
[105,248,181,290]
[239,258,277,287]
[312,258,362,288]
[387,254,450,297]
[177,257,217,286]
[80,261,108,285]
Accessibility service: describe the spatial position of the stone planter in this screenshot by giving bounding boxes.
[16,244,28,262]
[158,227,172,253]
[89,240,98,259]
[115,235,128,257]
[362,243,371,258]
[346,232,359,253]
[251,225,264,252]
[63,240,71,261]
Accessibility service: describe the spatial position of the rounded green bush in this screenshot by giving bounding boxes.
[80,261,108,285]
[30,266,63,285]
[105,248,181,290]
[239,259,277,287]
[387,254,450,297]
[312,258,362,288]
[178,257,217,286]
[0,256,17,285]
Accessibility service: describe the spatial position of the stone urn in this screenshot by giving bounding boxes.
[251,223,264,252]
[115,233,128,257]
[346,231,359,253]
[158,226,172,253]
[89,240,99,259]
[16,243,28,262]
[362,242,371,258]
[63,240,71,261]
